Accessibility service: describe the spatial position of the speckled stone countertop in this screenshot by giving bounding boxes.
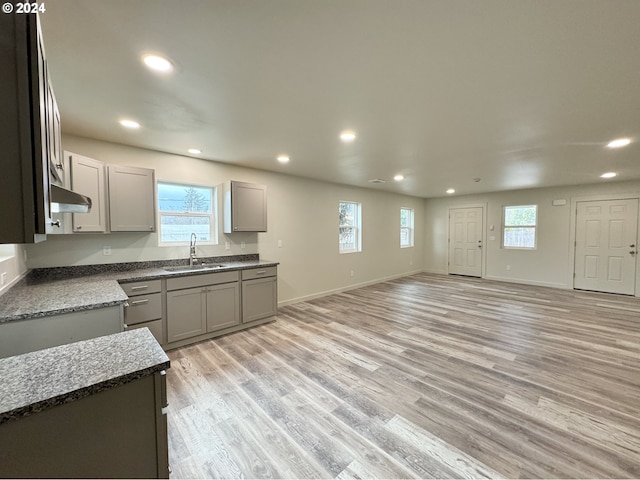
[0,254,278,323]
[0,328,169,425]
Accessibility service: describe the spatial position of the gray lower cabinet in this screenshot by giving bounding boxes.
[166,271,240,344]
[0,370,168,478]
[242,267,278,323]
[0,305,123,359]
[122,279,164,344]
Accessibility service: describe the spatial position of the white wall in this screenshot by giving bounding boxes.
[423,180,640,294]
[0,245,27,295]
[25,135,425,304]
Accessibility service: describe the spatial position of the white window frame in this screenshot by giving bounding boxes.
[400,207,414,248]
[503,205,537,250]
[157,181,217,246]
[339,201,362,254]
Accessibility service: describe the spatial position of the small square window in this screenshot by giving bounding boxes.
[503,205,537,249]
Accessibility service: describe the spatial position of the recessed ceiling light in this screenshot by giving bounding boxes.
[446,188,456,194]
[142,54,174,73]
[187,148,201,155]
[606,138,631,148]
[368,178,386,184]
[393,174,404,182]
[119,119,141,129]
[277,155,290,164]
[600,172,617,179]
[339,130,357,142]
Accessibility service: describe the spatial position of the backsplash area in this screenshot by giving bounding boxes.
[27,254,259,281]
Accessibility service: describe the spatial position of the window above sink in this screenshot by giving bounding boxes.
[157,181,218,246]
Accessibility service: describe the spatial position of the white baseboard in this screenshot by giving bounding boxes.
[278,269,424,307]
[277,269,575,308]
[0,269,27,298]
[483,274,570,290]
[422,267,448,275]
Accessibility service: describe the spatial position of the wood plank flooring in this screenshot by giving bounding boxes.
[166,273,640,478]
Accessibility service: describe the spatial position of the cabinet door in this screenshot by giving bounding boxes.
[108,165,156,232]
[242,277,277,323]
[206,282,240,332]
[166,287,206,343]
[70,153,107,232]
[225,181,267,232]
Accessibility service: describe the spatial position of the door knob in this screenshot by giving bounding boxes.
[630,244,636,248]
[631,251,637,256]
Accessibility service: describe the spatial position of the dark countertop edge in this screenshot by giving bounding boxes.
[0,360,169,426]
[4,296,128,323]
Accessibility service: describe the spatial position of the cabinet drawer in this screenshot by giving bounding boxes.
[166,271,239,291]
[124,293,162,325]
[241,266,277,280]
[120,279,162,296]
[125,319,163,345]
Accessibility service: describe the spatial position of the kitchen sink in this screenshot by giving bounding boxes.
[163,264,226,272]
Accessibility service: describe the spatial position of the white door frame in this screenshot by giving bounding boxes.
[447,203,487,278]
[569,192,640,297]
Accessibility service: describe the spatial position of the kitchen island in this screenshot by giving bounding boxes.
[0,328,170,478]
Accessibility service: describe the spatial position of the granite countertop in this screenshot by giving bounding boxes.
[0,328,170,425]
[0,255,278,323]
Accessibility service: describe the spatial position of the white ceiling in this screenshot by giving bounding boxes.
[40,0,640,198]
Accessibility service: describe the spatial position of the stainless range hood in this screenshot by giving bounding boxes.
[50,184,92,213]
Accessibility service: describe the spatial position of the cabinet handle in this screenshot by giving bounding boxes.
[130,285,149,291]
[255,270,267,275]
[130,299,149,306]
[50,220,61,228]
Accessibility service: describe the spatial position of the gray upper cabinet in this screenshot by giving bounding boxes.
[70,152,108,233]
[108,165,156,232]
[223,181,267,233]
[0,14,58,243]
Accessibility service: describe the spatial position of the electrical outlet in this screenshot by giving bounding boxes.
[277,239,283,248]
[241,241,246,249]
[0,272,6,286]
[103,246,112,256]
[225,241,230,250]
[410,259,413,266]
[350,270,355,277]
[506,265,511,271]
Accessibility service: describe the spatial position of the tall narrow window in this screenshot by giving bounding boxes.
[400,207,414,248]
[157,182,217,245]
[339,201,362,253]
[503,205,537,249]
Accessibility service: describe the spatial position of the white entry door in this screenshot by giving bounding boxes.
[448,207,483,277]
[574,198,638,295]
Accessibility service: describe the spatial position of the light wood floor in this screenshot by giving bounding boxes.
[166,273,640,479]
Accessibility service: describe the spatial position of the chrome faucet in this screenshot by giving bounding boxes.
[189,233,198,266]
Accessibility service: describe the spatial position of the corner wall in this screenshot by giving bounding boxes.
[423,180,640,293]
[0,245,27,296]
[25,135,425,304]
